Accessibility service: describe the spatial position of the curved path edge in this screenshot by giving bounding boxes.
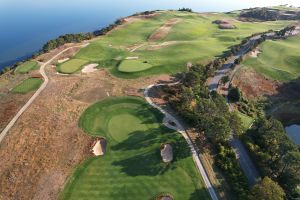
[0,43,89,143]
[144,83,218,200]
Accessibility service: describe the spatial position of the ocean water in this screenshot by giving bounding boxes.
[0,0,299,70]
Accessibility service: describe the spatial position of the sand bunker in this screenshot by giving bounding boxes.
[213,19,236,29]
[149,18,181,41]
[160,143,173,163]
[250,49,262,58]
[81,63,99,74]
[126,56,139,60]
[57,58,69,63]
[92,138,107,156]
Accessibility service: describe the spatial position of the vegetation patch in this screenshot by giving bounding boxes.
[118,60,152,72]
[61,96,208,200]
[56,59,89,74]
[15,61,39,74]
[12,78,43,94]
[237,111,254,130]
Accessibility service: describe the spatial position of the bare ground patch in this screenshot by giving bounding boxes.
[148,18,181,41]
[232,67,279,99]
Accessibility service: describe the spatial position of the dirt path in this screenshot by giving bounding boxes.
[0,43,89,143]
[144,83,219,200]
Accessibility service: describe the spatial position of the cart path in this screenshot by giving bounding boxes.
[0,43,89,143]
[144,83,219,200]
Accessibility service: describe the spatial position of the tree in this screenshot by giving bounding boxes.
[250,177,285,200]
[228,87,241,102]
[220,75,230,85]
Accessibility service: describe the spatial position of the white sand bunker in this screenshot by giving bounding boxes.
[126,56,139,60]
[81,63,99,74]
[160,143,173,163]
[57,58,69,63]
[250,49,262,58]
[92,138,107,156]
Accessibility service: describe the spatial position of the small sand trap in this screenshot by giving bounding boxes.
[81,63,99,74]
[57,58,69,63]
[250,49,262,58]
[126,56,139,60]
[160,143,173,163]
[92,138,107,156]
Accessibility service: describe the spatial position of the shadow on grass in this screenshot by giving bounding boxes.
[111,127,191,177]
[112,150,174,176]
[189,188,209,200]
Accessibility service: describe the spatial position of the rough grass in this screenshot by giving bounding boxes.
[56,59,89,74]
[11,78,43,94]
[118,60,152,72]
[73,11,291,78]
[15,61,39,73]
[242,36,300,82]
[237,111,254,130]
[61,96,209,200]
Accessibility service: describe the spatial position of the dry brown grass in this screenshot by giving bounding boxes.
[148,18,181,41]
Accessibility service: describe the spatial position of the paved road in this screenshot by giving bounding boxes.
[229,137,260,185]
[144,83,219,200]
[0,43,89,143]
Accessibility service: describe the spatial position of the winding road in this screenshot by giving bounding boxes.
[0,43,89,143]
[144,83,219,200]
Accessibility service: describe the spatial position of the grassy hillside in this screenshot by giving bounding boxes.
[242,36,300,82]
[61,96,209,200]
[59,11,291,78]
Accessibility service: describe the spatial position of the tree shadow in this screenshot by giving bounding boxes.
[189,188,210,200]
[112,150,175,176]
[265,77,300,125]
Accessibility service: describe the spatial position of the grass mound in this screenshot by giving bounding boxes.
[242,36,300,82]
[118,60,152,73]
[56,59,89,74]
[61,96,208,200]
[15,61,39,73]
[12,78,43,94]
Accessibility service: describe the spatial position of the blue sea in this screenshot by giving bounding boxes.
[0,0,299,70]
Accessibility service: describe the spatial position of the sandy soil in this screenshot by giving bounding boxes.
[148,18,181,41]
[81,63,99,74]
[249,49,262,58]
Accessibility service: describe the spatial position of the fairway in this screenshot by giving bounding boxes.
[242,36,300,82]
[118,60,152,72]
[11,78,43,94]
[15,61,39,73]
[72,10,291,78]
[57,59,89,74]
[61,96,209,200]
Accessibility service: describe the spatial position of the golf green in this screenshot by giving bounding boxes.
[61,96,209,200]
[56,59,89,74]
[15,61,39,74]
[118,60,153,73]
[12,78,43,94]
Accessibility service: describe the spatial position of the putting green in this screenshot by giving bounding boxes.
[118,60,153,73]
[56,59,89,74]
[15,61,39,73]
[12,78,43,94]
[61,96,209,200]
[242,36,300,82]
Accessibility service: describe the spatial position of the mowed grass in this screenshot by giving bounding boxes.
[61,96,209,200]
[73,11,291,78]
[242,36,300,82]
[118,60,152,72]
[56,59,89,74]
[11,78,43,94]
[237,111,254,130]
[15,61,39,73]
